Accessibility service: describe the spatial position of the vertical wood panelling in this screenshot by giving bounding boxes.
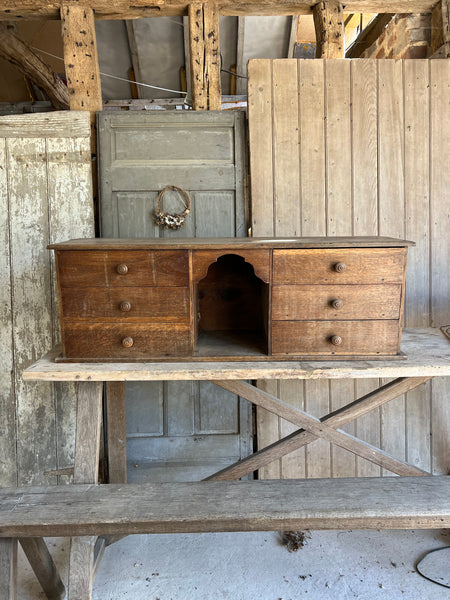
[272,60,301,236]
[351,59,381,477]
[298,59,329,479]
[7,136,56,485]
[430,59,450,474]
[0,112,94,487]
[404,60,431,472]
[47,135,94,482]
[248,60,274,236]
[248,58,450,479]
[377,60,406,476]
[325,59,356,478]
[0,138,17,486]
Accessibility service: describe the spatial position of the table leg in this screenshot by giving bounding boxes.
[68,381,103,600]
[19,538,65,599]
[0,538,17,599]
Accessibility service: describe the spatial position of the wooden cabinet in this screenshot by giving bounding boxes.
[49,237,412,361]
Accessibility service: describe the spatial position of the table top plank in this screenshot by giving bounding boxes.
[23,328,450,382]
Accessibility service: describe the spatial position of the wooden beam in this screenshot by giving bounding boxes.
[215,380,429,476]
[0,1,437,21]
[2,477,450,534]
[431,0,450,57]
[0,23,69,109]
[206,376,432,481]
[346,13,394,57]
[61,5,102,112]
[188,2,221,110]
[313,1,345,58]
[19,538,65,600]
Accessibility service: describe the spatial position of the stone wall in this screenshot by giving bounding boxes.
[361,13,431,58]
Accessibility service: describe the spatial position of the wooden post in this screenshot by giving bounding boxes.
[68,382,103,600]
[0,539,17,600]
[19,539,65,600]
[188,2,221,110]
[0,23,69,109]
[313,0,345,58]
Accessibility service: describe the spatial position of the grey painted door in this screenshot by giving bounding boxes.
[98,111,251,482]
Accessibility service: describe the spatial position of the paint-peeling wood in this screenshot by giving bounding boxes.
[0,23,69,110]
[313,1,344,58]
[0,138,16,487]
[0,0,437,20]
[0,111,94,490]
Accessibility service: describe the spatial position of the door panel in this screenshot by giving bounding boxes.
[99,111,251,482]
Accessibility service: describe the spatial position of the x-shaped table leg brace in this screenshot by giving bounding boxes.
[207,377,432,481]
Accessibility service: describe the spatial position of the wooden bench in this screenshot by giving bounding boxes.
[2,477,450,539]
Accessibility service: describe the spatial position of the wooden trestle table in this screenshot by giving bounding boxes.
[2,327,450,599]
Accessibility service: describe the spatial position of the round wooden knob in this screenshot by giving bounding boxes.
[119,301,132,312]
[331,299,344,310]
[334,262,346,273]
[116,263,128,275]
[330,335,343,346]
[122,336,134,348]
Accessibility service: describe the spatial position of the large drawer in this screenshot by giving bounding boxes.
[56,250,189,287]
[271,320,400,355]
[59,286,190,322]
[61,323,191,358]
[272,284,402,321]
[272,248,406,285]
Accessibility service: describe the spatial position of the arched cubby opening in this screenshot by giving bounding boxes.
[195,254,269,356]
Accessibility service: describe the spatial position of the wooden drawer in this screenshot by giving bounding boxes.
[272,284,402,321]
[56,250,189,287]
[59,287,190,322]
[62,323,191,358]
[271,320,400,356]
[272,248,406,285]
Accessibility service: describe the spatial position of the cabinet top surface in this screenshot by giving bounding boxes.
[48,236,414,250]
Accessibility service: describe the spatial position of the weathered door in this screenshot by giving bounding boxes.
[98,111,251,481]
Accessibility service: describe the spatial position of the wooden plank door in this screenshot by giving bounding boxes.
[248,59,450,479]
[98,111,252,482]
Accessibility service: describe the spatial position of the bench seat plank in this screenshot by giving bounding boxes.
[1,477,450,536]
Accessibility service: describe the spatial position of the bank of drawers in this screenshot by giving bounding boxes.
[56,249,191,358]
[53,241,409,360]
[271,248,406,356]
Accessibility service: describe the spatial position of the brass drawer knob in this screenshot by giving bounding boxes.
[331,299,343,310]
[119,301,132,312]
[330,335,343,346]
[116,263,128,275]
[334,262,346,273]
[122,336,134,348]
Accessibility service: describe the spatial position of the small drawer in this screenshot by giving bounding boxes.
[271,320,400,355]
[56,250,189,287]
[61,323,191,358]
[60,287,190,322]
[272,248,406,285]
[272,284,402,321]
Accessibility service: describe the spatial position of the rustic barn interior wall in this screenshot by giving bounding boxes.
[0,111,94,486]
[248,58,450,478]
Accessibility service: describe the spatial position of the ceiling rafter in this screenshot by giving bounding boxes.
[0,1,438,20]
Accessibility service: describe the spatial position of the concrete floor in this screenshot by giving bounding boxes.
[18,529,450,599]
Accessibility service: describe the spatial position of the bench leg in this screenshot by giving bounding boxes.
[68,381,103,600]
[0,538,17,599]
[19,538,65,600]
